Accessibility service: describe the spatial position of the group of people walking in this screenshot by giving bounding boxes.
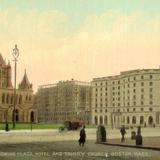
[78,125,142,147]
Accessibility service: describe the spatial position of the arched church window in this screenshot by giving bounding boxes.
[6,94,10,104]
[2,93,5,104]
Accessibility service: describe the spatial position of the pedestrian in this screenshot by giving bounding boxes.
[136,126,143,146]
[120,125,126,142]
[96,125,102,143]
[101,125,106,142]
[78,125,86,147]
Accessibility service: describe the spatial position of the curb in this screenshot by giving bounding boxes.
[96,142,160,151]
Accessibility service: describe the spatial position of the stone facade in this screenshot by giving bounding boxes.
[36,80,91,124]
[0,54,37,123]
[91,69,160,127]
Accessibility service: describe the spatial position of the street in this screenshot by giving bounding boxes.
[0,140,159,160]
[0,128,160,160]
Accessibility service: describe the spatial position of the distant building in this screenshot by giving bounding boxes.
[91,69,160,127]
[36,80,91,124]
[0,53,37,123]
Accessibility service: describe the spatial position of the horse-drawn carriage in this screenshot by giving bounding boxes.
[59,121,84,132]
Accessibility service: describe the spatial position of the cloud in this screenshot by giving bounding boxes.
[0,8,160,92]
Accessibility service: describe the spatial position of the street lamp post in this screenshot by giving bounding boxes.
[12,44,19,129]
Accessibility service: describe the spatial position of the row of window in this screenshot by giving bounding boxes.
[1,93,32,104]
[96,94,153,102]
[95,84,153,92]
[94,115,155,125]
[94,107,153,113]
[95,100,153,107]
[95,89,153,98]
[94,75,154,86]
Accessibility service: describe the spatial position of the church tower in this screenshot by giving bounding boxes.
[18,70,32,90]
[0,53,13,88]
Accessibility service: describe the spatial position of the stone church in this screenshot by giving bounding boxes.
[0,53,37,123]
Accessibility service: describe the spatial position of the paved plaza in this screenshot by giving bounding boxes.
[0,127,160,143]
[0,140,160,160]
[0,127,160,160]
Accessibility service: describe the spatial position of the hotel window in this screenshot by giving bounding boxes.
[150,88,153,92]
[128,78,130,81]
[105,93,107,96]
[105,87,107,91]
[105,82,107,85]
[118,81,120,84]
[118,103,120,106]
[133,76,136,80]
[95,83,97,86]
[133,108,136,111]
[127,108,129,112]
[127,90,130,93]
[100,82,102,86]
[113,87,115,90]
[113,81,115,85]
[100,88,102,91]
[133,95,136,99]
[113,103,115,106]
[100,93,102,96]
[141,95,144,99]
[141,88,144,92]
[118,92,120,95]
[133,102,136,105]
[95,104,97,107]
[141,108,144,111]
[100,109,102,113]
[133,89,136,93]
[100,98,102,102]
[150,75,153,79]
[149,82,153,86]
[100,103,103,107]
[150,101,153,105]
[150,94,153,99]
[128,102,130,106]
[118,97,120,101]
[113,98,115,101]
[105,98,107,101]
[128,84,130,87]
[141,101,143,105]
[113,92,115,95]
[149,108,153,111]
[105,109,107,113]
[105,103,108,107]
[95,109,97,113]
[141,75,144,79]
[133,83,136,87]
[95,88,98,91]
[141,82,144,86]
[118,86,120,90]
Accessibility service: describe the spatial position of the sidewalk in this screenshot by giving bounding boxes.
[0,128,160,146]
[99,137,160,151]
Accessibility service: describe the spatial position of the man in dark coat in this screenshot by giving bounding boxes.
[120,125,126,142]
[78,125,86,147]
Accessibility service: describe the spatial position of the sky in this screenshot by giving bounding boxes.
[0,0,160,92]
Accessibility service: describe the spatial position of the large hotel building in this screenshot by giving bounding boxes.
[36,80,91,123]
[91,69,160,127]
